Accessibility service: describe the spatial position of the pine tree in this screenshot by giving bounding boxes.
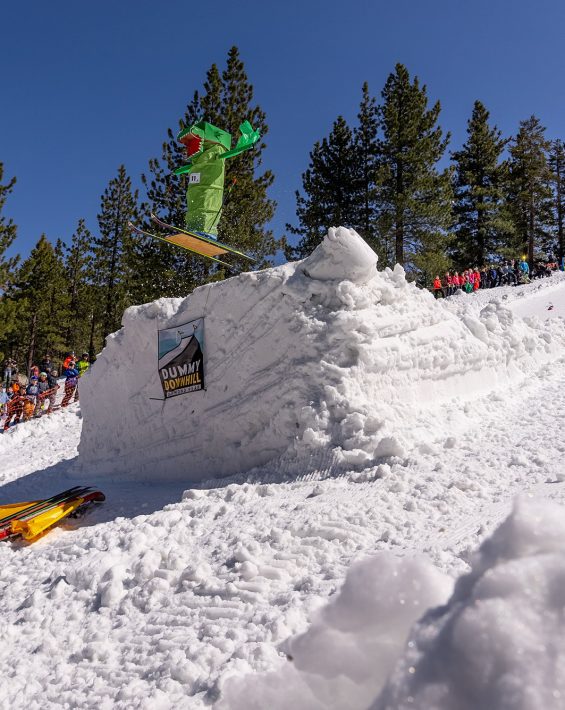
[0,163,19,288]
[93,165,139,341]
[65,219,96,355]
[451,101,514,267]
[217,47,279,266]
[508,116,553,265]
[0,163,20,358]
[376,64,453,276]
[287,116,358,258]
[549,139,565,262]
[352,83,380,254]
[11,235,70,371]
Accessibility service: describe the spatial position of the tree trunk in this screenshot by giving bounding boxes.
[528,189,535,269]
[26,313,37,375]
[88,311,97,362]
[556,156,564,262]
[395,158,404,265]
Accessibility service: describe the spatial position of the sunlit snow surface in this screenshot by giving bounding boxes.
[2,230,565,708]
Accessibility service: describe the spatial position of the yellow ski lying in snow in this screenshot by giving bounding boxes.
[11,497,87,541]
[0,486,105,542]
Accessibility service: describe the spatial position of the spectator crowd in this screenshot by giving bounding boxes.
[1,351,90,432]
[432,258,560,298]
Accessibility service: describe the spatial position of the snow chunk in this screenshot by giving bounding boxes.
[301,226,378,283]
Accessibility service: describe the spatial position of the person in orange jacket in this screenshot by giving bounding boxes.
[62,352,76,375]
[433,276,444,298]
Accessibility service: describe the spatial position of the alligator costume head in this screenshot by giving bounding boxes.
[178,121,232,161]
[175,119,260,175]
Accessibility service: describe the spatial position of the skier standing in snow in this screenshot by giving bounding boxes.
[3,358,17,387]
[74,353,90,402]
[77,353,89,377]
[36,372,51,416]
[24,377,40,421]
[61,362,79,407]
[0,385,8,420]
[46,369,59,412]
[39,353,54,375]
[62,352,76,375]
[4,386,23,430]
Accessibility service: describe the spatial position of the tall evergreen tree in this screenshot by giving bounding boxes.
[287,116,358,258]
[11,235,69,371]
[376,64,453,275]
[352,83,380,254]
[65,219,96,355]
[0,163,20,357]
[0,163,19,288]
[93,165,139,341]
[508,116,553,265]
[216,47,279,265]
[451,101,513,266]
[549,139,565,262]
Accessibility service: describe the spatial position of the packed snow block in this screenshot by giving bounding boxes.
[79,227,565,482]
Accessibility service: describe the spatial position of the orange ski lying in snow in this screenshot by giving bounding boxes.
[0,486,105,542]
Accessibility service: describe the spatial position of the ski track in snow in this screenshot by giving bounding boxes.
[1,272,565,707]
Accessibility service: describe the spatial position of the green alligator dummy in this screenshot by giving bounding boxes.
[174,120,260,236]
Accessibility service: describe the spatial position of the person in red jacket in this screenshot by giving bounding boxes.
[473,268,481,291]
[433,276,444,298]
[444,272,453,297]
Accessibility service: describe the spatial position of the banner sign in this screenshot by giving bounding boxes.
[158,318,205,398]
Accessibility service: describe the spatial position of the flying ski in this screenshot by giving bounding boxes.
[128,214,255,269]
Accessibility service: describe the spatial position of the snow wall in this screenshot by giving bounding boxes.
[78,227,565,482]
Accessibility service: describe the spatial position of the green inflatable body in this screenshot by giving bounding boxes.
[175,120,260,236]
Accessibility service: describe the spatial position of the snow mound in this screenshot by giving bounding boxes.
[219,498,565,710]
[374,498,565,710]
[218,552,452,710]
[79,228,565,482]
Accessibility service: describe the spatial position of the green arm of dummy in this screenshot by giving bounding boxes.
[219,121,260,160]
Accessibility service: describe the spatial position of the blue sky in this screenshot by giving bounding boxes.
[2,0,565,259]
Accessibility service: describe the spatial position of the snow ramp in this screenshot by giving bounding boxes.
[78,228,564,482]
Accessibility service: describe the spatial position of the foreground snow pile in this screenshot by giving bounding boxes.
[221,499,565,710]
[219,553,452,710]
[376,498,565,710]
[79,228,565,482]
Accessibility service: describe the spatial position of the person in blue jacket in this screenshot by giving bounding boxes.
[61,361,79,407]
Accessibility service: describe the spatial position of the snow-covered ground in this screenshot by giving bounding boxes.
[2,231,565,709]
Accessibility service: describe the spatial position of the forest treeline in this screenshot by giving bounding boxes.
[0,49,564,367]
